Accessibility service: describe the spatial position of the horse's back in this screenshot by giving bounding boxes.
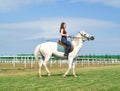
[40,42,57,51]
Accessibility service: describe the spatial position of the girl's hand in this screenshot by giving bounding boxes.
[68,36,72,38]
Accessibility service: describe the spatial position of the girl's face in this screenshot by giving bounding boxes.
[64,23,66,28]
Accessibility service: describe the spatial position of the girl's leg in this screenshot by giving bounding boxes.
[62,38,71,54]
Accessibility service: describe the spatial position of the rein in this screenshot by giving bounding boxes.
[70,34,89,40]
[71,36,82,39]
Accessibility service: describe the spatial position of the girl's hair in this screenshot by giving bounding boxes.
[60,22,65,32]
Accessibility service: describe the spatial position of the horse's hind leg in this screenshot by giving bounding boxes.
[43,56,51,76]
[38,54,44,77]
[39,60,43,77]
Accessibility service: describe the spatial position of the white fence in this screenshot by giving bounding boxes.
[0,56,35,68]
[75,58,120,67]
[0,56,120,68]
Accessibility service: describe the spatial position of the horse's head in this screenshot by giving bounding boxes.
[79,31,95,41]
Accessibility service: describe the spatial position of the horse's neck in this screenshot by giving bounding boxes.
[72,34,83,51]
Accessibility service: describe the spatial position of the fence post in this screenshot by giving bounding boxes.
[24,57,27,68]
[50,59,52,68]
[88,59,89,67]
[13,56,16,68]
[0,57,1,63]
[60,59,62,68]
[82,58,84,67]
[92,58,95,67]
[31,57,34,68]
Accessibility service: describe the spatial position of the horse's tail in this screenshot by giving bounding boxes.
[34,45,41,64]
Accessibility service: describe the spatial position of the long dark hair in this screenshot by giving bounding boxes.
[59,22,65,33]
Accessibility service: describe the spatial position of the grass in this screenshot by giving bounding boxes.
[0,64,120,91]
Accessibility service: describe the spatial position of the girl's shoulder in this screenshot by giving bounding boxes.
[60,28,64,33]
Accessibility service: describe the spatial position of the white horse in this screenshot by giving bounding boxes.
[34,31,94,77]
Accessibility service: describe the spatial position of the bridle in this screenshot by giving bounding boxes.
[70,32,90,40]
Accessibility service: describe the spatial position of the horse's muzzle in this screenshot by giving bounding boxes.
[90,36,95,40]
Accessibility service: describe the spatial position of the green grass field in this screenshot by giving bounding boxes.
[0,64,120,91]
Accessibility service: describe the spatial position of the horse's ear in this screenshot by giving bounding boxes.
[79,32,82,35]
[79,31,83,34]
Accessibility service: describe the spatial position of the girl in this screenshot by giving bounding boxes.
[60,22,71,56]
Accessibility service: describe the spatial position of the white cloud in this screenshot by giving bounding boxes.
[70,0,120,8]
[0,0,120,13]
[0,0,56,12]
[0,17,120,55]
[1,0,120,13]
[0,17,119,40]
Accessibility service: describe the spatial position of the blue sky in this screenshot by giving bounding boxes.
[0,0,120,55]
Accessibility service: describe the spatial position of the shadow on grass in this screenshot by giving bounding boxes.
[39,73,80,77]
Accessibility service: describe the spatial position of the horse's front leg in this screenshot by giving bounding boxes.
[72,62,77,77]
[63,60,72,77]
[63,53,77,77]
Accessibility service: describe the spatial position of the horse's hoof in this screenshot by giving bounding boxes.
[39,75,42,78]
[38,74,42,77]
[48,73,51,77]
[63,75,66,77]
[73,75,77,78]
